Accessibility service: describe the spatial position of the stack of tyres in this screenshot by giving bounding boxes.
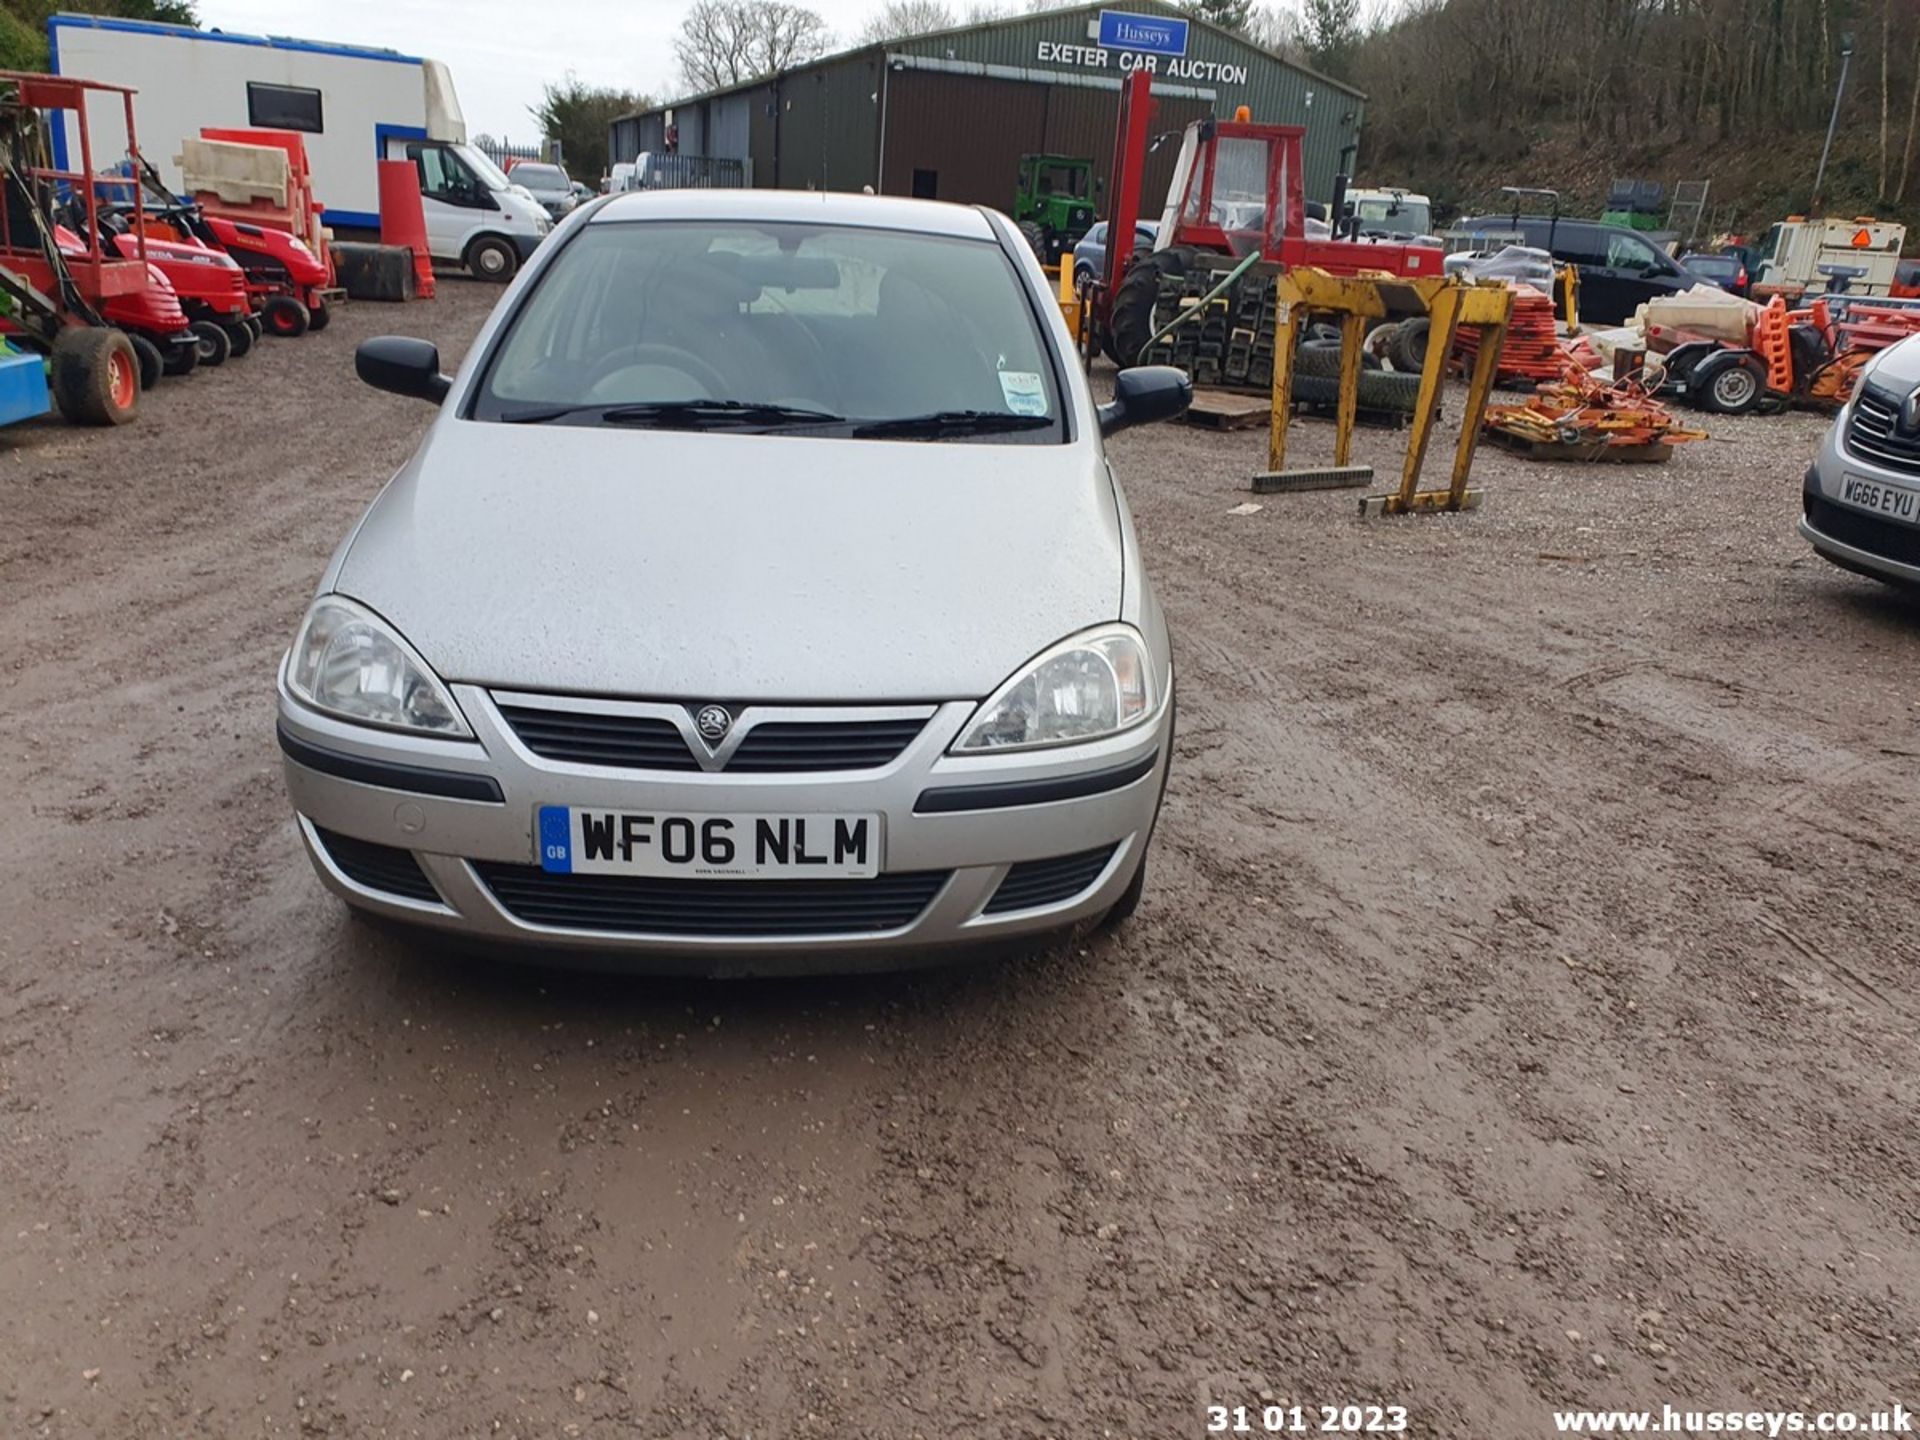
[1141,266,1277,392]
[1133,263,1421,416]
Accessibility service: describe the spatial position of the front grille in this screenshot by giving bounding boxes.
[312,826,440,904]
[1805,491,1920,566]
[984,844,1119,915]
[726,718,927,772]
[471,863,950,936]
[495,701,926,773]
[495,703,701,770]
[1845,386,1920,476]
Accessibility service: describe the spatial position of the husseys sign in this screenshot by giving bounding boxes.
[1034,8,1251,85]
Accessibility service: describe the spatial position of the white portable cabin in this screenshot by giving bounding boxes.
[48,13,466,229]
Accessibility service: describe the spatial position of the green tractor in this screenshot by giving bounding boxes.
[1013,153,1098,265]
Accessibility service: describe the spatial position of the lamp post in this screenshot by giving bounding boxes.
[1813,31,1855,212]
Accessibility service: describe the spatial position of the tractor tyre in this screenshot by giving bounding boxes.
[1109,248,1191,370]
[1017,219,1048,261]
[1289,370,1422,414]
[1297,337,1383,378]
[245,314,264,342]
[1690,351,1766,415]
[127,332,163,391]
[264,296,310,338]
[189,320,231,368]
[464,235,518,283]
[306,300,331,333]
[223,318,255,358]
[51,327,139,426]
[1294,339,1344,379]
[1388,317,1431,374]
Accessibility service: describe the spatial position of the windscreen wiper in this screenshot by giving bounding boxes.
[501,399,844,429]
[851,410,1054,440]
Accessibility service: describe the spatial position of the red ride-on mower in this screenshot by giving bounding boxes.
[159,210,322,339]
[97,159,270,360]
[49,224,198,381]
[111,227,253,366]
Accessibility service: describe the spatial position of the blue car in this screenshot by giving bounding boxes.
[1072,220,1160,289]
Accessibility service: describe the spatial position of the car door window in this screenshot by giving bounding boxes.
[1085,223,1107,246]
[1606,233,1660,272]
[409,143,487,209]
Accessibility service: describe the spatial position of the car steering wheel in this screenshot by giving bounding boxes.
[584,342,731,398]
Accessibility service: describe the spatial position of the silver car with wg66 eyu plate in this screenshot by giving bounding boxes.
[277,189,1190,973]
[1802,331,1920,589]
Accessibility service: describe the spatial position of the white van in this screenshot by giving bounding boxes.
[50,13,550,280]
[384,137,550,281]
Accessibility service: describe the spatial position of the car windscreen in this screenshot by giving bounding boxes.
[515,164,566,188]
[459,145,513,191]
[1354,198,1431,234]
[1686,254,1737,277]
[471,219,1066,442]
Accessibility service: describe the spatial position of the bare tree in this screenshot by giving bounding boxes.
[674,0,833,93]
[1245,3,1305,55]
[859,0,956,42]
[1181,0,1254,34]
[1900,28,1920,203]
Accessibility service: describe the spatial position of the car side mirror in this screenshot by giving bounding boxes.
[1098,366,1191,436]
[357,337,452,404]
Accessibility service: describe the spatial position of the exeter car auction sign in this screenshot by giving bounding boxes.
[1034,9,1251,86]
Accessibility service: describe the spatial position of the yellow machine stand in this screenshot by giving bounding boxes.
[1257,268,1516,516]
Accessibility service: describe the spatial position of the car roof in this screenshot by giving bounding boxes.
[590,189,998,239]
[1463,213,1590,227]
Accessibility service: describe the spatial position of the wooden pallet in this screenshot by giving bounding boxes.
[1184,388,1271,430]
[1485,430,1675,464]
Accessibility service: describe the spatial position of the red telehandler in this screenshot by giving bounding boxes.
[1086,69,1444,388]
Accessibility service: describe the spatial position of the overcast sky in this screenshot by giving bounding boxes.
[196,0,882,141]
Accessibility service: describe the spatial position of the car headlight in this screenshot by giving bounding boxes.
[287,595,471,737]
[953,623,1156,753]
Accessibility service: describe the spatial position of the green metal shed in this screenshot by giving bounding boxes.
[610,0,1366,207]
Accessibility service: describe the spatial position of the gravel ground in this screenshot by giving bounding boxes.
[4,279,1918,1439]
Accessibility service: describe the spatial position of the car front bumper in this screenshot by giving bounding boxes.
[276,662,1173,972]
[1801,420,1920,587]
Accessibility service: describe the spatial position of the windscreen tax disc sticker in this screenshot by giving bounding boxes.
[998,370,1048,416]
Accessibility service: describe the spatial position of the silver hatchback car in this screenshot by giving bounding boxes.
[278,189,1190,971]
[1803,333,1920,588]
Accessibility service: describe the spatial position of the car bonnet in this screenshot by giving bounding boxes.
[332,421,1125,703]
